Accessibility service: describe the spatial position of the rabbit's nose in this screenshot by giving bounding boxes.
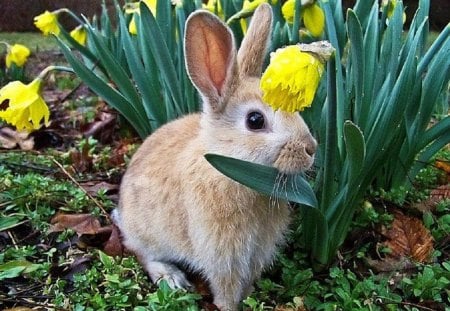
[305,138,317,157]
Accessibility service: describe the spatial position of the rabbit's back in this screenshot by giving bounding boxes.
[118,114,202,260]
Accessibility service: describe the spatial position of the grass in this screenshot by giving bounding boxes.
[0,32,58,53]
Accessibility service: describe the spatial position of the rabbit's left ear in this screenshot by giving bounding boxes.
[237,3,273,77]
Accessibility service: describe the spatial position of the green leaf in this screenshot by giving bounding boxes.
[99,251,114,268]
[302,207,329,266]
[360,3,379,128]
[88,27,142,108]
[346,10,364,125]
[0,215,25,232]
[204,154,318,208]
[118,12,165,130]
[343,121,365,187]
[140,3,184,115]
[0,260,36,280]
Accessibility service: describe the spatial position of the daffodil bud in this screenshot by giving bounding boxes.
[70,26,87,46]
[282,0,325,37]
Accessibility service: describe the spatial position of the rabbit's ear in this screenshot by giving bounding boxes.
[185,11,238,113]
[237,3,273,77]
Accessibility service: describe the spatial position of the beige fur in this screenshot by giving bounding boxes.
[115,4,317,310]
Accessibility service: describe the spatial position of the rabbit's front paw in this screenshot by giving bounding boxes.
[145,261,192,290]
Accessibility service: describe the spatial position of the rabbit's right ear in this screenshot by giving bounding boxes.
[185,11,238,113]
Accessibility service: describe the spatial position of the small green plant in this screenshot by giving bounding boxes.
[423,199,450,242]
[401,263,450,303]
[48,251,201,310]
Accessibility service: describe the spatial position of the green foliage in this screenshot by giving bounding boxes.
[49,251,201,310]
[0,62,28,86]
[401,263,450,303]
[56,1,204,138]
[207,0,450,267]
[424,199,450,242]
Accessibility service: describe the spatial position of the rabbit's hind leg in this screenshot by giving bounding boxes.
[144,260,192,290]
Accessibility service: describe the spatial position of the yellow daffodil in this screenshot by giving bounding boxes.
[382,0,406,24]
[261,44,327,112]
[227,0,277,23]
[70,26,87,46]
[281,0,295,24]
[0,78,49,132]
[203,0,224,19]
[5,44,31,68]
[282,0,325,37]
[242,0,272,12]
[34,10,60,36]
[302,3,325,37]
[127,0,157,35]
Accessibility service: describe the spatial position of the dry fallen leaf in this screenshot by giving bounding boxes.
[69,142,93,173]
[49,213,102,235]
[381,210,434,263]
[108,138,136,167]
[80,181,119,197]
[435,159,450,174]
[81,110,117,143]
[429,184,450,202]
[49,213,123,256]
[413,184,450,213]
[103,224,123,257]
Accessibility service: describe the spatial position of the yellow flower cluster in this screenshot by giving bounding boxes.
[260,45,325,112]
[282,0,325,37]
[0,79,50,132]
[5,44,31,68]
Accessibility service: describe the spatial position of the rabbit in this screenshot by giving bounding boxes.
[113,3,317,310]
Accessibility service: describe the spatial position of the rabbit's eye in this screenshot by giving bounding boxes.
[246,111,265,130]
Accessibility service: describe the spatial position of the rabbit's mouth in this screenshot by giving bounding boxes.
[273,139,316,174]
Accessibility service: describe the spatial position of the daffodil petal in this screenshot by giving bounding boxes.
[0,78,49,132]
[261,45,324,112]
[70,26,87,46]
[5,44,31,68]
[34,10,60,36]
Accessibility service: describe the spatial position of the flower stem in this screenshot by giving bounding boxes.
[57,8,86,26]
[291,0,302,43]
[37,65,75,80]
